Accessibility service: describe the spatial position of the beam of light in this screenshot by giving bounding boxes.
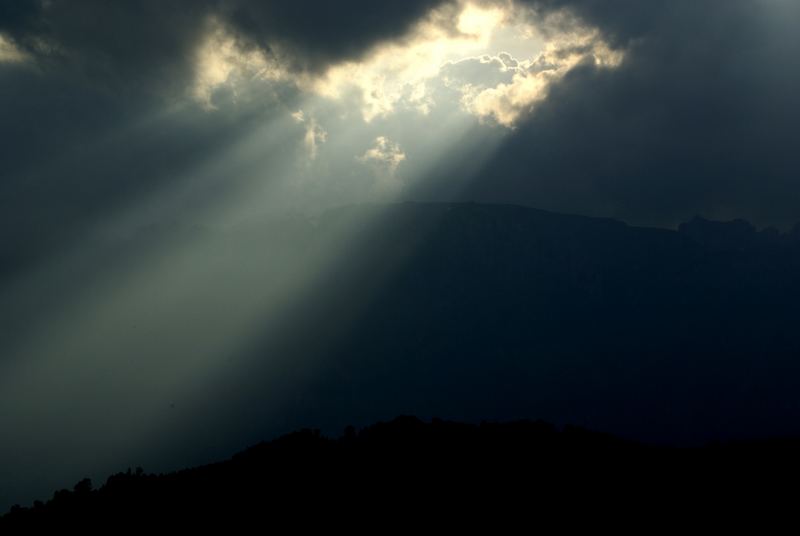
[0,34,28,63]
[0,0,625,508]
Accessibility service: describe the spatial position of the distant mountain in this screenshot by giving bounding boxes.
[678,215,800,252]
[2,415,797,526]
[246,203,800,445]
[122,203,800,446]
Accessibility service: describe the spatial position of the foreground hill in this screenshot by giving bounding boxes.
[3,416,798,526]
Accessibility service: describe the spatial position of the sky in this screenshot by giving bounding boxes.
[1,0,800,510]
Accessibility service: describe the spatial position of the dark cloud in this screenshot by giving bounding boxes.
[0,0,451,92]
[221,0,453,71]
[0,0,40,34]
[0,0,217,94]
[449,0,800,228]
[521,0,670,45]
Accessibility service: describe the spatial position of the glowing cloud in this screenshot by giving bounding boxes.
[192,18,291,109]
[308,0,624,126]
[312,1,513,122]
[190,2,625,130]
[359,136,407,175]
[457,30,624,126]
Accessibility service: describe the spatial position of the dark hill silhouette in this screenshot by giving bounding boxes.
[2,416,798,527]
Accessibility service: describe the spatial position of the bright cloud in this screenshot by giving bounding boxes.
[309,0,623,125]
[456,31,624,126]
[191,1,624,129]
[312,1,515,122]
[359,136,407,175]
[192,18,292,109]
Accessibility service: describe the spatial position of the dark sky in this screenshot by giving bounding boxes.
[1,0,800,511]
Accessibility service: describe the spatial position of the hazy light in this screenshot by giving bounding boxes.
[359,136,407,177]
[0,34,27,63]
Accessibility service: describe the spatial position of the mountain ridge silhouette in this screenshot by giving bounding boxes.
[3,414,799,526]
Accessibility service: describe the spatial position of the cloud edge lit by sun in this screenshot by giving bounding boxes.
[191,0,626,128]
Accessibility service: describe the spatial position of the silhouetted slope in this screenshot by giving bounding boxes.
[3,416,798,526]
